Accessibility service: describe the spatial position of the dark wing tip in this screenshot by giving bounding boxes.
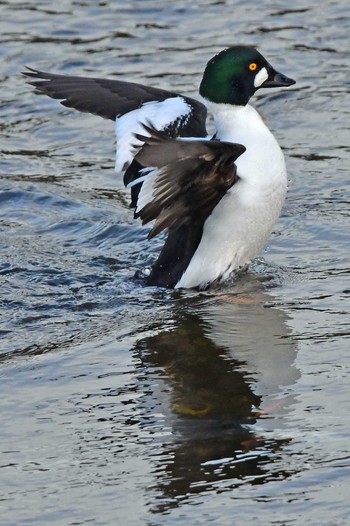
[22,67,59,94]
[133,121,169,153]
[22,66,47,80]
[22,66,36,76]
[135,121,165,140]
[230,142,246,160]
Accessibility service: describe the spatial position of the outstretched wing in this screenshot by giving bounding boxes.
[23,67,207,129]
[129,124,246,239]
[23,67,208,180]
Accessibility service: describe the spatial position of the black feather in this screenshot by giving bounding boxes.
[22,67,207,131]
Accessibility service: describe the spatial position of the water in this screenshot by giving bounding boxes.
[1,1,350,524]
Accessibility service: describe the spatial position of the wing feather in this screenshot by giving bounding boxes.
[23,67,207,126]
[133,124,246,239]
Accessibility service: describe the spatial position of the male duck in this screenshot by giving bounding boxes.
[24,46,295,289]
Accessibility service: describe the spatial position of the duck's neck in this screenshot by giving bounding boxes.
[204,101,263,143]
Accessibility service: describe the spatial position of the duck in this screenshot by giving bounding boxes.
[24,45,295,290]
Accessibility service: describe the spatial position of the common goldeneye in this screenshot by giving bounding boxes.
[24,46,295,289]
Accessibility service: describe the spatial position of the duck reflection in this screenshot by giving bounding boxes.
[133,289,300,512]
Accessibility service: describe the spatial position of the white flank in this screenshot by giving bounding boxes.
[176,102,288,289]
[114,97,191,173]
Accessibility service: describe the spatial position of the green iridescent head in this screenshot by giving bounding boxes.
[199,46,295,106]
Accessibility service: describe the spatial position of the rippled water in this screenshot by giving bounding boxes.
[1,1,350,525]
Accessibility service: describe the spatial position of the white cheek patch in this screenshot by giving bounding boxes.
[254,67,268,88]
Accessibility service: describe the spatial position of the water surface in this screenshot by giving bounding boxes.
[1,1,350,525]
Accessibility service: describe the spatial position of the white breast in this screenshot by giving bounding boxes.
[176,103,288,289]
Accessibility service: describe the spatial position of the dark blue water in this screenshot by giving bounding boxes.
[1,1,350,525]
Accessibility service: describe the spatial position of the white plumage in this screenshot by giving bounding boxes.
[115,97,191,173]
[176,103,288,289]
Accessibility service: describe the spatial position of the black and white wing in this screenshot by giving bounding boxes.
[128,125,246,287]
[23,67,208,175]
[23,67,205,125]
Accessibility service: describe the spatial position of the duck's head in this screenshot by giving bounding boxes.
[199,45,295,106]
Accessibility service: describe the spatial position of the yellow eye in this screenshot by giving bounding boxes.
[249,63,257,71]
